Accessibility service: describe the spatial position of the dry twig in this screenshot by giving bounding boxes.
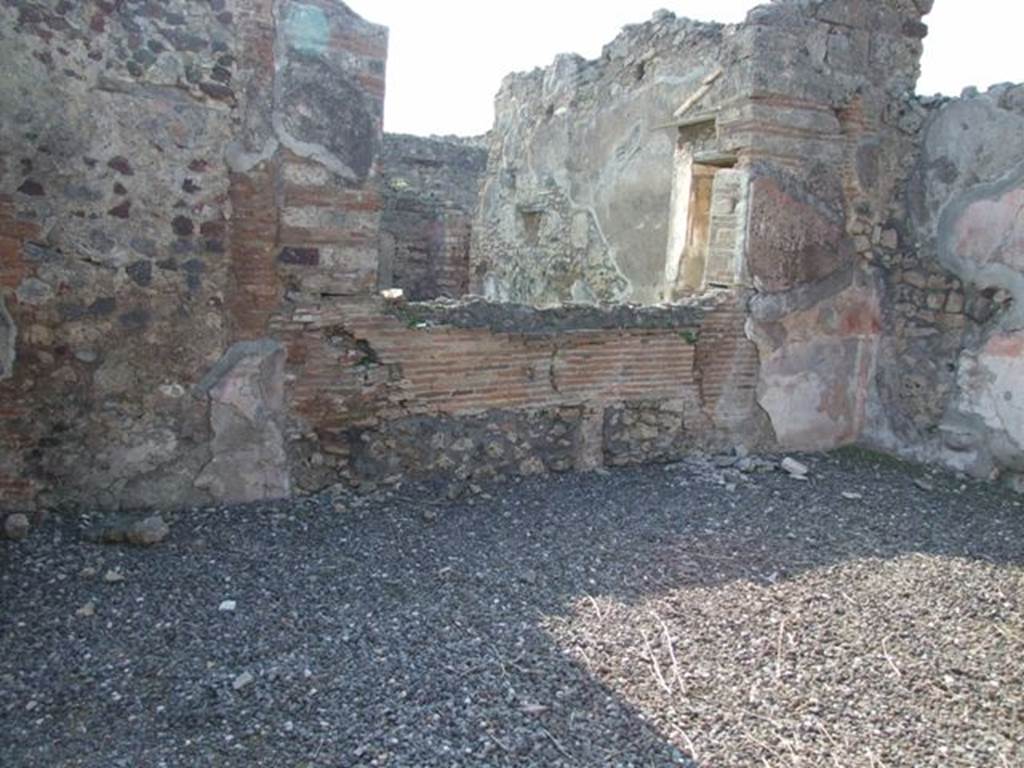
[881,635,902,679]
[641,628,672,694]
[775,618,787,682]
[585,594,605,622]
[652,610,686,695]
[485,731,511,753]
[541,726,574,763]
[671,724,700,763]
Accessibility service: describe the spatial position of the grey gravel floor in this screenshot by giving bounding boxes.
[2,449,1023,767]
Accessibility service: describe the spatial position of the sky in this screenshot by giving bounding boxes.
[346,0,1024,137]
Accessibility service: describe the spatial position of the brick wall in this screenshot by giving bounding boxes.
[228,4,388,339]
[270,293,767,490]
[697,298,764,437]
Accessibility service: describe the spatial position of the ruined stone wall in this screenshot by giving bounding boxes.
[6,0,1021,515]
[0,0,388,512]
[867,83,1024,487]
[472,13,733,306]
[0,0,769,514]
[378,134,487,300]
[472,0,931,454]
[0,0,772,516]
[467,0,1024,489]
[0,0,242,511]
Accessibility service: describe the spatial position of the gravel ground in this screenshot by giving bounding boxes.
[2,449,1023,767]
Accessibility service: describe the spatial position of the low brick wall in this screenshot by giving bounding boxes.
[272,293,768,491]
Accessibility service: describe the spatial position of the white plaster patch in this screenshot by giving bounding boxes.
[225,137,279,175]
[956,331,1024,455]
[159,383,186,399]
[281,206,346,229]
[758,367,838,450]
[939,166,1024,329]
[755,334,878,452]
[953,183,1024,272]
[282,162,331,187]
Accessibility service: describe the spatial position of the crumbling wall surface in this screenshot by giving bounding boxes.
[378,134,487,300]
[227,0,388,333]
[868,84,1024,483]
[737,0,931,451]
[0,0,388,512]
[194,339,290,503]
[472,13,731,306]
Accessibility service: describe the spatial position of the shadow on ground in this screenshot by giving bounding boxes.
[2,450,1022,766]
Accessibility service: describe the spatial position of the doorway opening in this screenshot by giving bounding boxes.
[665,117,748,298]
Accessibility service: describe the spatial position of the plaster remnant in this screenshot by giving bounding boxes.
[0,296,15,381]
[271,0,382,183]
[225,137,280,175]
[938,163,1024,329]
[195,340,291,504]
[283,4,330,56]
[954,330,1024,469]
